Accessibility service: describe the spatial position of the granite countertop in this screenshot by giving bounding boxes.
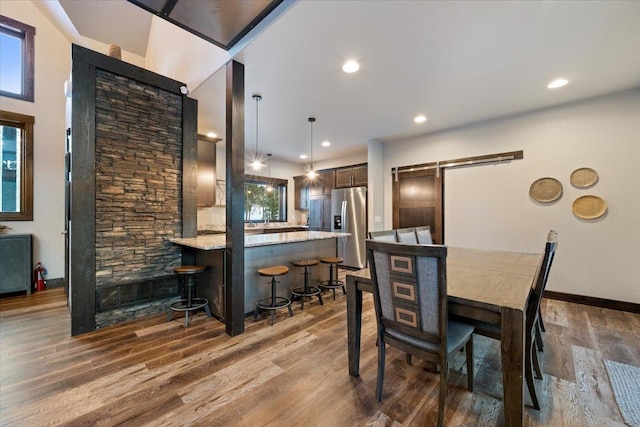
[170,230,350,251]
[198,223,309,234]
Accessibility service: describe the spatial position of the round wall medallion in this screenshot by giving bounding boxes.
[572,195,607,220]
[570,167,599,188]
[530,177,563,203]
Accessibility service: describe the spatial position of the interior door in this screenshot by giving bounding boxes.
[392,168,443,244]
[64,128,71,307]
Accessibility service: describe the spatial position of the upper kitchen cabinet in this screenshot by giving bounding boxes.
[294,175,309,210]
[309,169,335,196]
[308,195,331,231]
[335,164,367,188]
[197,136,219,207]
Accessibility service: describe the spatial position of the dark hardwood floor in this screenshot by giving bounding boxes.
[1,271,638,426]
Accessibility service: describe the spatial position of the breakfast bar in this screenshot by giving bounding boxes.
[170,231,350,320]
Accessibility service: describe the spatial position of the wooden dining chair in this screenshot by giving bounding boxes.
[395,227,418,244]
[468,231,558,410]
[366,240,474,427]
[415,225,433,244]
[535,229,558,352]
[368,230,398,242]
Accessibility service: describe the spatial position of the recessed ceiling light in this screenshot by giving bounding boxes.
[547,79,568,89]
[342,60,360,73]
[321,141,331,147]
[206,132,217,138]
[300,154,308,159]
[414,115,427,123]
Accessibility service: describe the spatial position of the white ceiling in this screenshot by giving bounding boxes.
[59,1,640,166]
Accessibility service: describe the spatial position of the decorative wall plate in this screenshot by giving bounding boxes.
[529,177,563,203]
[570,167,599,188]
[572,195,607,220]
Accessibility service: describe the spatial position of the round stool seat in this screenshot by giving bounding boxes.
[320,257,344,265]
[167,265,212,327]
[174,265,205,275]
[258,265,289,277]
[291,259,323,309]
[255,265,293,325]
[318,257,345,301]
[292,259,319,267]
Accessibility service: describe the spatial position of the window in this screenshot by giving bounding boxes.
[0,15,35,102]
[245,175,287,222]
[1,110,33,221]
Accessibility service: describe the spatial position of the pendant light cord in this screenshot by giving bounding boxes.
[308,117,316,172]
[252,94,262,166]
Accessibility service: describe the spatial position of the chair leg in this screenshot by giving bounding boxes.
[538,306,546,332]
[438,362,447,427]
[525,337,541,410]
[466,337,474,392]
[535,321,544,352]
[532,344,542,379]
[406,353,412,365]
[376,338,386,402]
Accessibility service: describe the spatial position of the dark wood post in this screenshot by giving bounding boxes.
[70,53,97,336]
[225,60,245,336]
[182,97,198,239]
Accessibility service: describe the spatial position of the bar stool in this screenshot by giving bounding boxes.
[254,265,293,325]
[291,259,323,309]
[167,265,212,327]
[318,257,345,300]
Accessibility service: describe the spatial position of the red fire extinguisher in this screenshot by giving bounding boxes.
[33,262,47,291]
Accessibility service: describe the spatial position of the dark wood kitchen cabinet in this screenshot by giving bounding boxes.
[0,234,32,295]
[335,164,367,188]
[309,195,332,231]
[309,170,335,196]
[294,175,309,210]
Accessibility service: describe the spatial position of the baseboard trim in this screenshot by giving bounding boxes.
[544,290,640,314]
[46,278,65,288]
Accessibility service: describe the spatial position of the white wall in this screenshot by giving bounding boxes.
[382,90,640,303]
[0,1,70,280]
[312,149,367,171]
[145,17,229,92]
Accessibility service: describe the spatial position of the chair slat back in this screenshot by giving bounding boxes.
[367,240,448,345]
[396,227,418,244]
[415,226,433,244]
[368,230,398,242]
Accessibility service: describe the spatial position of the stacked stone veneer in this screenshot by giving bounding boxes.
[94,70,183,325]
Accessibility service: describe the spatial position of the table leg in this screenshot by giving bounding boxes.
[501,306,525,427]
[346,274,363,377]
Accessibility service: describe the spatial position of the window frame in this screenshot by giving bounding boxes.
[244,174,288,223]
[0,110,34,221]
[0,15,35,102]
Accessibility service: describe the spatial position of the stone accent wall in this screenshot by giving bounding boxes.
[94,70,183,298]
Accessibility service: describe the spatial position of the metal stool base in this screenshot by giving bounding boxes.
[318,280,346,300]
[291,286,323,310]
[167,298,212,327]
[254,296,294,326]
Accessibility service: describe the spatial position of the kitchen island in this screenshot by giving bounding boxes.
[170,231,350,321]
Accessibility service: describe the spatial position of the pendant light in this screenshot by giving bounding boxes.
[266,153,274,192]
[249,94,264,170]
[307,117,317,179]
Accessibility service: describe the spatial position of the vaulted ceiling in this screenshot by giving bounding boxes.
[54,1,640,165]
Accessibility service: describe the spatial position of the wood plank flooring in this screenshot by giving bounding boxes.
[1,272,638,426]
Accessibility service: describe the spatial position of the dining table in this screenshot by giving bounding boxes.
[346,246,543,427]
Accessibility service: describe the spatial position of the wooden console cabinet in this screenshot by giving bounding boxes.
[0,234,32,295]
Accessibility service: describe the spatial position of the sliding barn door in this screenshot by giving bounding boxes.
[392,169,443,244]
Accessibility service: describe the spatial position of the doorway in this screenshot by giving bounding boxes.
[392,168,443,244]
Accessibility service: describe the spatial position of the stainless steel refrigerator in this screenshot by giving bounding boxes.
[331,186,367,269]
